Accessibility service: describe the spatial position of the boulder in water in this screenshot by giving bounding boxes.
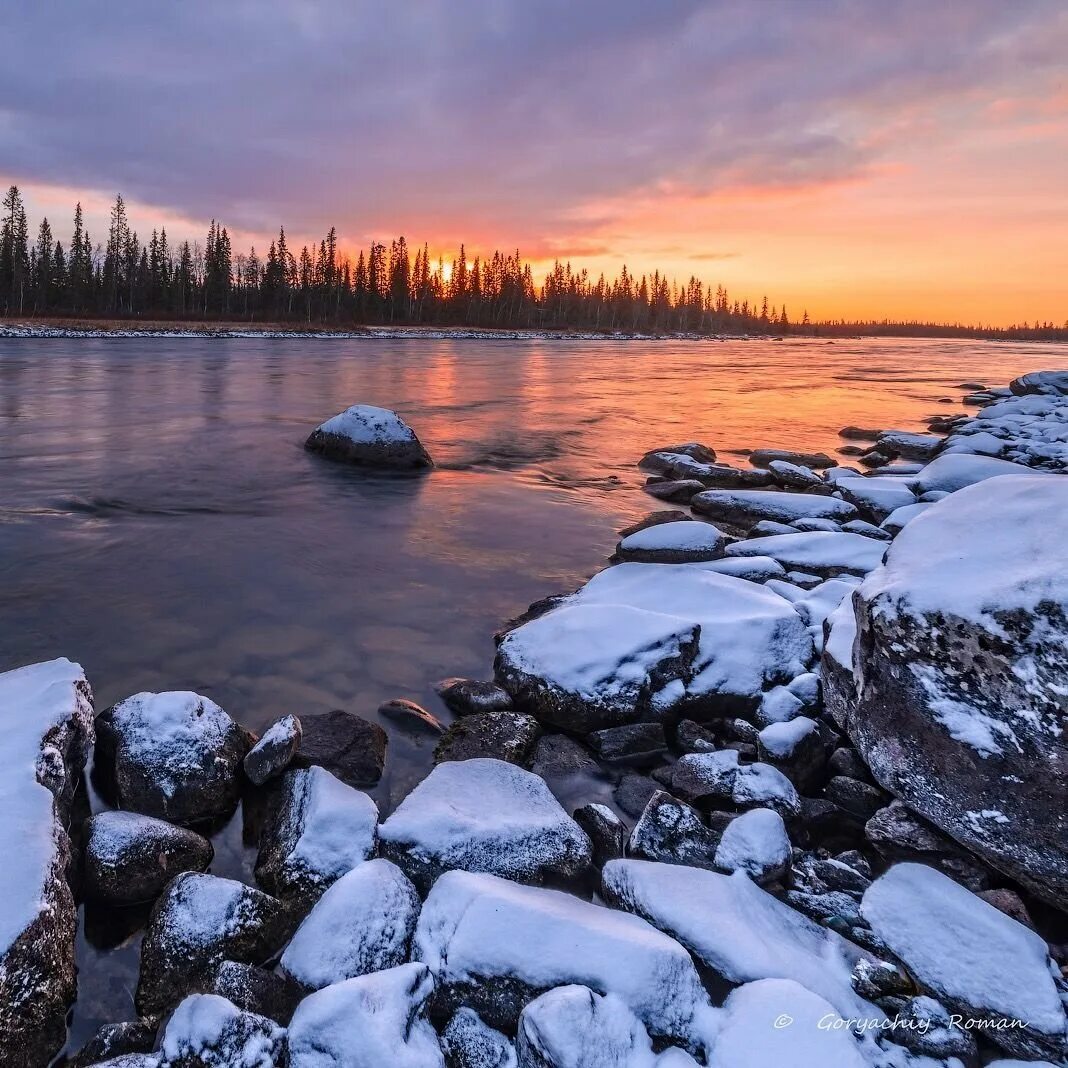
[305,404,432,469]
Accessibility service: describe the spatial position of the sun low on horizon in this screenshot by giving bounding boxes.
[2,0,1067,328]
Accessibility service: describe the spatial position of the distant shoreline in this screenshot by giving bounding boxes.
[0,317,1063,344]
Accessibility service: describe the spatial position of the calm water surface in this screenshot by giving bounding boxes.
[0,335,1061,1054]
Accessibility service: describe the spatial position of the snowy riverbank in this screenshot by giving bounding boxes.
[1,372,1066,1066]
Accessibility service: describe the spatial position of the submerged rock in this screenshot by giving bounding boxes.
[0,657,94,1068]
[379,758,591,892]
[846,475,1068,908]
[379,698,445,735]
[83,810,213,905]
[95,690,249,824]
[305,403,432,469]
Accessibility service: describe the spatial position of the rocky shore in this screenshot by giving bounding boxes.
[1,373,1066,1066]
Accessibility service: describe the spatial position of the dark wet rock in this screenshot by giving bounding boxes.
[242,714,302,785]
[850,958,913,1001]
[674,718,718,753]
[797,797,867,853]
[873,430,943,461]
[436,677,515,716]
[83,811,213,905]
[305,403,432,469]
[976,887,1035,929]
[380,758,592,893]
[254,765,378,902]
[441,1007,517,1068]
[613,773,662,818]
[434,709,541,765]
[847,476,1068,908]
[865,802,991,892]
[95,690,250,824]
[530,733,598,778]
[858,448,892,468]
[136,872,291,1017]
[205,960,304,1025]
[626,790,721,870]
[156,993,285,1066]
[72,1020,157,1067]
[837,444,867,456]
[378,698,445,735]
[588,722,667,766]
[573,803,627,868]
[692,465,774,489]
[838,426,883,441]
[824,775,888,821]
[958,381,987,391]
[643,478,706,503]
[827,747,871,782]
[617,510,693,538]
[0,658,94,1068]
[749,448,835,469]
[293,708,387,788]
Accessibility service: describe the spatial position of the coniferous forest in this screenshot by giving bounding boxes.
[1,187,1065,340]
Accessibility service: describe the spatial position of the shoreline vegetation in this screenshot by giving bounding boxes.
[2,187,1067,342]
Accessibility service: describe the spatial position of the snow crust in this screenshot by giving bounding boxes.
[315,404,419,445]
[380,758,591,884]
[602,860,875,1021]
[861,863,1066,1037]
[414,869,718,1051]
[0,657,92,954]
[725,531,886,575]
[280,859,420,989]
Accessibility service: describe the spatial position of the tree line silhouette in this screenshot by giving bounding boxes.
[2,187,1065,340]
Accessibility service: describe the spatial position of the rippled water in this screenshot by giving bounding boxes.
[0,334,1060,1056]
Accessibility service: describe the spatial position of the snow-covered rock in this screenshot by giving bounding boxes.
[691,489,857,527]
[243,714,302,785]
[1010,369,1068,396]
[615,521,727,563]
[695,555,787,582]
[710,979,869,1068]
[286,963,444,1067]
[879,502,930,535]
[907,452,1043,495]
[255,765,378,902]
[137,872,290,1016]
[158,993,285,1067]
[626,790,721,870]
[280,859,420,990]
[95,690,249,823]
[516,985,700,1067]
[601,860,876,1021]
[714,808,791,884]
[440,1008,517,1068]
[863,864,1066,1060]
[834,477,917,522]
[847,475,1068,908]
[0,658,94,1068]
[305,404,433,469]
[873,431,943,461]
[725,531,886,576]
[84,810,213,905]
[670,750,800,816]
[380,758,591,892]
[941,389,1068,470]
[414,870,718,1053]
[496,563,814,730]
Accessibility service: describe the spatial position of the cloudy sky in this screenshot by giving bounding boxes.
[2,0,1066,324]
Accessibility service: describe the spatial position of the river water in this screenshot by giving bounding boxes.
[0,334,1061,1056]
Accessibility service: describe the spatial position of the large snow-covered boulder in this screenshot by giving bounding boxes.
[379,758,591,892]
[286,963,444,1067]
[95,690,250,824]
[413,870,718,1054]
[255,765,378,902]
[601,860,875,1021]
[691,489,857,527]
[496,563,814,731]
[845,475,1068,908]
[305,404,433,469]
[83,810,213,905]
[862,864,1066,1060]
[137,872,291,1016]
[615,521,727,564]
[280,859,420,990]
[0,658,94,1068]
[158,993,286,1067]
[516,985,700,1067]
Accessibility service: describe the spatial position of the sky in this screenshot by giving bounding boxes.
[2,0,1066,326]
